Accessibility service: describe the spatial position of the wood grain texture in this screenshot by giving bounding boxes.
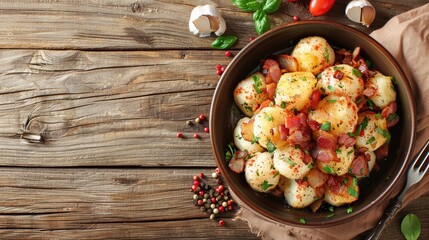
[0,0,423,50]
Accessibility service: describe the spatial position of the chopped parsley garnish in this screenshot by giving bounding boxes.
[335,149,342,155]
[323,47,330,62]
[317,73,323,79]
[352,68,362,78]
[327,85,335,91]
[225,144,235,162]
[264,113,273,121]
[347,132,355,137]
[252,75,263,94]
[288,78,297,83]
[308,162,315,169]
[367,99,375,110]
[251,135,260,144]
[356,117,369,135]
[375,113,382,119]
[320,121,331,131]
[328,206,334,212]
[299,218,306,224]
[343,178,349,184]
[280,101,286,109]
[327,99,337,103]
[323,165,335,174]
[346,206,353,213]
[365,60,372,69]
[387,113,399,122]
[302,76,307,81]
[348,186,358,198]
[333,66,344,70]
[366,136,376,144]
[242,102,253,113]
[286,157,296,166]
[327,213,336,218]
[267,141,277,153]
[352,177,358,186]
[376,127,389,138]
[261,180,273,191]
[273,171,280,178]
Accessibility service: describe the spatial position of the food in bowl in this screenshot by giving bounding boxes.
[227,36,399,211]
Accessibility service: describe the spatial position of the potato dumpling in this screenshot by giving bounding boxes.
[234,117,264,154]
[366,73,397,109]
[308,95,359,137]
[245,152,280,192]
[317,145,355,176]
[234,72,269,117]
[282,178,317,208]
[274,72,317,112]
[291,36,335,75]
[324,175,359,207]
[355,112,389,151]
[317,64,364,101]
[273,146,313,179]
[253,106,288,149]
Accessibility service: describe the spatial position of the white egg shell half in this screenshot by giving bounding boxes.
[245,152,280,192]
[308,95,359,137]
[233,72,269,117]
[283,178,317,208]
[274,72,317,112]
[366,72,397,109]
[317,64,364,101]
[355,112,388,151]
[291,36,335,75]
[273,146,313,179]
[234,117,264,154]
[253,106,288,149]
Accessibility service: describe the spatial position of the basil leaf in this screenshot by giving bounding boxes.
[401,214,421,240]
[211,35,238,50]
[261,180,273,191]
[231,0,262,12]
[253,10,271,35]
[262,0,281,13]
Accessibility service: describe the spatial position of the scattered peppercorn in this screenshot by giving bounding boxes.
[216,69,222,75]
[212,172,218,178]
[177,132,183,138]
[204,127,209,133]
[186,120,193,126]
[195,117,201,124]
[200,172,204,178]
[225,51,231,57]
[249,37,255,42]
[193,133,199,139]
[219,220,225,226]
[199,114,205,121]
[215,64,222,70]
[293,16,299,21]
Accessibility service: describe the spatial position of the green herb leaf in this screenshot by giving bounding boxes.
[367,98,374,110]
[323,47,330,62]
[391,76,398,85]
[375,113,382,119]
[262,0,281,13]
[253,10,271,35]
[366,136,376,144]
[261,180,273,191]
[299,218,306,224]
[211,35,238,50]
[333,66,344,70]
[286,157,296,166]
[320,121,331,131]
[327,85,335,91]
[323,165,335,174]
[328,206,334,212]
[387,113,399,122]
[225,144,235,162]
[376,127,389,138]
[347,186,358,198]
[251,134,260,144]
[352,68,362,78]
[264,113,273,121]
[352,177,358,186]
[267,141,277,153]
[327,213,335,218]
[301,76,307,81]
[347,132,355,137]
[252,75,263,94]
[327,99,337,103]
[280,101,286,109]
[401,213,421,240]
[231,0,262,12]
[335,149,341,155]
[346,206,353,213]
[317,73,323,80]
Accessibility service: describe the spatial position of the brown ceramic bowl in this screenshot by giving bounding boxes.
[210,21,416,227]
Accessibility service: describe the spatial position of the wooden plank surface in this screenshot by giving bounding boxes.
[0,0,427,239]
[0,0,423,50]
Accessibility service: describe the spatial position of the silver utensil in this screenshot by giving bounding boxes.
[366,139,429,240]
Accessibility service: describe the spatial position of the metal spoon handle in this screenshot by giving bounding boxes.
[365,197,403,240]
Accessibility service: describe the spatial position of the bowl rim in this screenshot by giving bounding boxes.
[210,20,416,227]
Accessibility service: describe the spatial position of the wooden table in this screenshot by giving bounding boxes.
[0,1,427,239]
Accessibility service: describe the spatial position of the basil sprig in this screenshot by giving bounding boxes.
[401,214,421,240]
[211,35,238,49]
[231,0,281,35]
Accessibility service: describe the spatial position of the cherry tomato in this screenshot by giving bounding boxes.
[309,0,335,16]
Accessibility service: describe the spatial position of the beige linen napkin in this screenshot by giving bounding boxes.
[233,4,429,240]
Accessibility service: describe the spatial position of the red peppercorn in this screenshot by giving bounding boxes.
[176,132,183,138]
[191,185,198,192]
[227,200,233,205]
[228,205,233,211]
[211,197,216,203]
[215,64,222,70]
[216,69,222,75]
[218,185,225,192]
[193,180,200,186]
[225,51,231,57]
[219,220,225,226]
[293,16,299,21]
[249,37,255,42]
[220,66,225,72]
[199,190,204,196]
[216,179,222,185]
[204,127,209,133]
[220,192,225,197]
[193,133,199,139]
[219,206,225,212]
[197,200,203,206]
[199,114,205,121]
[193,175,199,181]
[199,172,204,178]
[215,168,220,173]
